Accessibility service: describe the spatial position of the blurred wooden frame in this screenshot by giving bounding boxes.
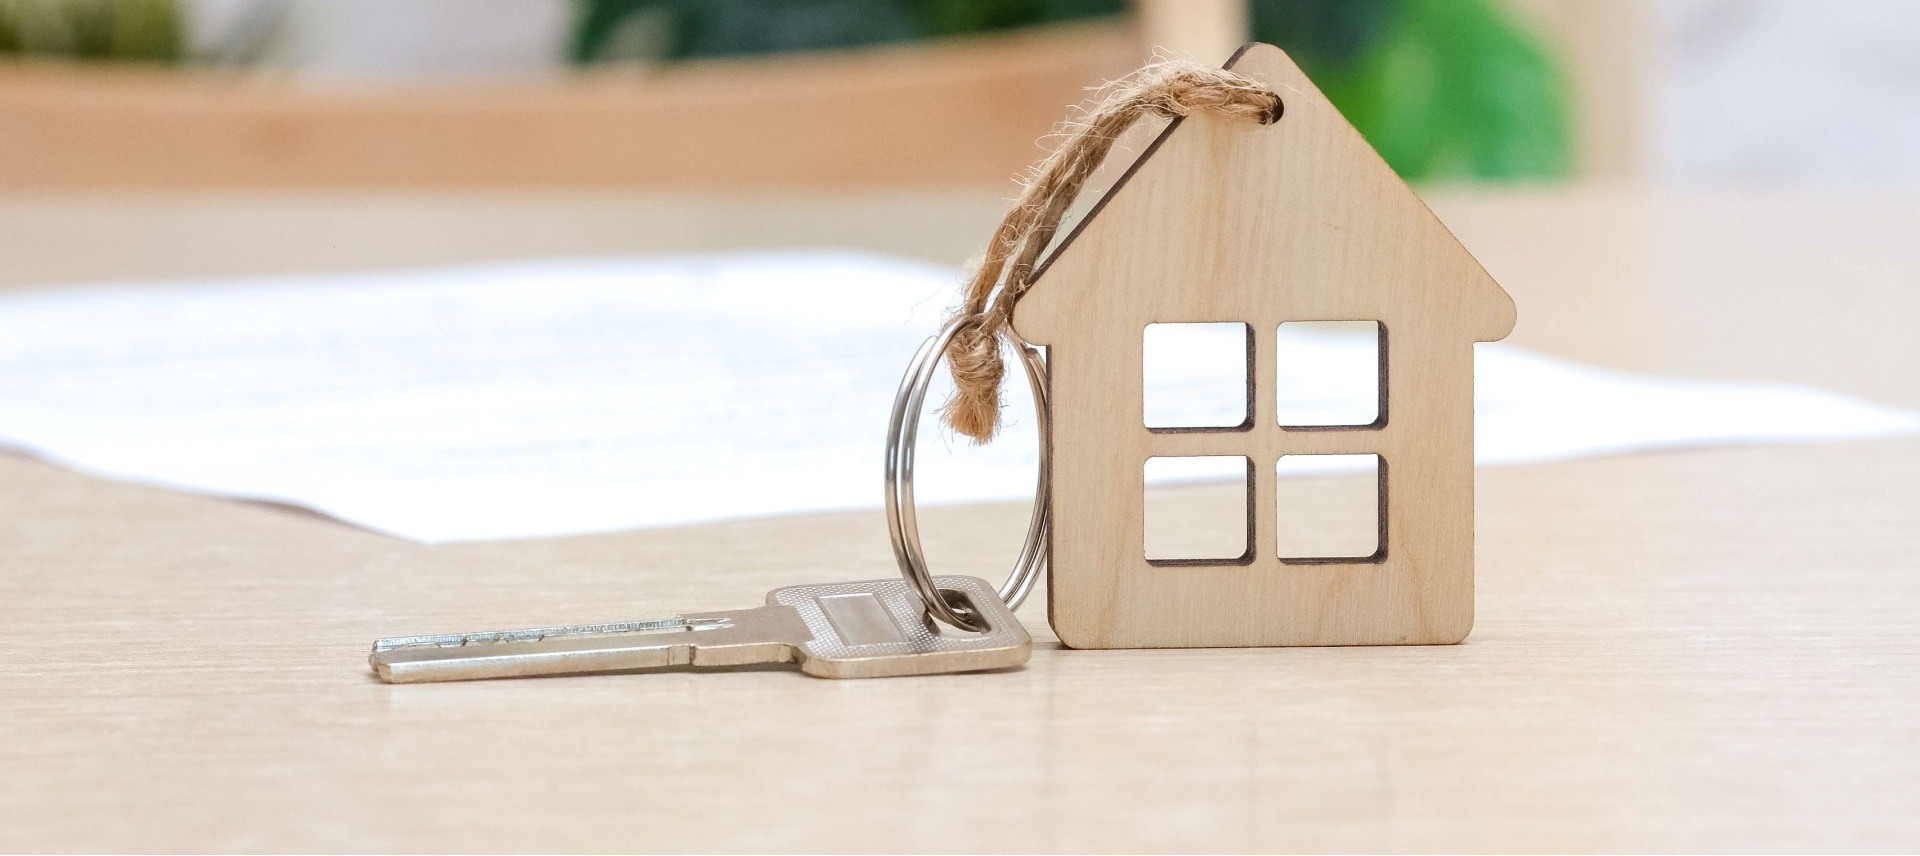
[0,22,1144,190]
[0,2,1639,190]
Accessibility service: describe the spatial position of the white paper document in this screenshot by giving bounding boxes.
[0,251,1913,543]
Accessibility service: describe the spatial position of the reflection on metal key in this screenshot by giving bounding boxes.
[369,575,1030,682]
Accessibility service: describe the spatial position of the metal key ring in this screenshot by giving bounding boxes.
[884,315,1050,633]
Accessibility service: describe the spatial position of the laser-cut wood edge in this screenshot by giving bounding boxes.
[1143,455,1256,568]
[1276,320,1388,432]
[1275,455,1389,565]
[1142,321,1254,434]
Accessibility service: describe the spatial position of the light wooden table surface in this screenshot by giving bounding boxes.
[3,190,1918,852]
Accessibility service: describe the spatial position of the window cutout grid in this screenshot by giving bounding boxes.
[1143,322,1252,431]
[1276,320,1385,428]
[1144,455,1253,565]
[1276,454,1385,563]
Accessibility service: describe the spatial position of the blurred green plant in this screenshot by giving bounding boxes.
[575,0,1568,181]
[0,0,180,63]
[1251,0,1568,180]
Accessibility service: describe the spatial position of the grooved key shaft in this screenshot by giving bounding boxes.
[369,575,1030,682]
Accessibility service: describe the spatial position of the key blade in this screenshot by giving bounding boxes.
[369,607,806,683]
[372,616,732,653]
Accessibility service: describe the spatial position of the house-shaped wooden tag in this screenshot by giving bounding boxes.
[1014,43,1516,648]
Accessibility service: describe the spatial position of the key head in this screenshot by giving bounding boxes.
[770,576,1032,678]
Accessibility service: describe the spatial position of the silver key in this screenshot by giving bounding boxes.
[369,575,1030,682]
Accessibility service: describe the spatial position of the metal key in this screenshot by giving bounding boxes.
[369,575,1029,682]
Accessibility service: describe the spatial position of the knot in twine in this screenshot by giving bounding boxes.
[940,59,1282,443]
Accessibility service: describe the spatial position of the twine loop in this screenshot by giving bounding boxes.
[938,58,1283,443]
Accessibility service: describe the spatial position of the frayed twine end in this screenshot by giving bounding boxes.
[939,318,1007,443]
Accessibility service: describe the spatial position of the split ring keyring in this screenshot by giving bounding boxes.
[884,315,1050,633]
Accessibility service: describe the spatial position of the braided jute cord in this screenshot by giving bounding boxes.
[939,59,1282,443]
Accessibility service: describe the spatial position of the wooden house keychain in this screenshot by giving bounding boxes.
[892,42,1515,649]
[368,42,1514,683]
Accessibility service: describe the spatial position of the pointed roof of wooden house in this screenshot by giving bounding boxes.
[1014,42,1516,344]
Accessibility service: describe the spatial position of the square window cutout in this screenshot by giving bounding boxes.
[1143,322,1250,429]
[1145,456,1251,564]
[1276,454,1383,561]
[1276,321,1383,427]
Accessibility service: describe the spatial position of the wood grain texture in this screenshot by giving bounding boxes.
[1016,44,1516,648]
[3,190,1920,850]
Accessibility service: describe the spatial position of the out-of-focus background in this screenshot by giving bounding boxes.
[0,0,1913,191]
[10,5,1920,851]
[5,0,1916,408]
